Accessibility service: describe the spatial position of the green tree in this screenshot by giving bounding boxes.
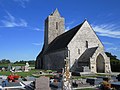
[0,59,10,64]
[106,52,120,72]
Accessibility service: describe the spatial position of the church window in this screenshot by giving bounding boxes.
[65,61,67,65]
[56,22,58,29]
[78,49,80,54]
[86,41,88,48]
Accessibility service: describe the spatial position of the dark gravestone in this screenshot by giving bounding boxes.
[35,76,51,90]
[116,74,120,81]
[5,82,22,87]
[71,72,80,76]
[72,80,78,88]
[86,78,98,85]
[87,78,104,85]
[111,82,120,90]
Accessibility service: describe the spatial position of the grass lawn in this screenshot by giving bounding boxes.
[0,63,35,67]
[72,75,97,80]
[0,69,39,77]
[0,69,54,77]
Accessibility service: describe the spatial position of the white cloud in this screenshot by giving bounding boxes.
[33,28,41,31]
[65,26,70,31]
[105,46,120,52]
[105,47,120,59]
[66,21,75,26]
[26,26,43,31]
[0,11,27,28]
[32,42,43,46]
[65,20,75,31]
[0,11,43,32]
[92,24,120,38]
[32,27,43,31]
[13,0,30,8]
[102,42,113,45]
[106,47,118,51]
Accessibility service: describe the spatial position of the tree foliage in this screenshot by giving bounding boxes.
[0,59,10,64]
[0,59,35,66]
[105,52,120,72]
[14,60,35,65]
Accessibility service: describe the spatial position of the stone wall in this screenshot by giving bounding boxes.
[44,10,65,49]
[68,20,104,69]
[90,47,111,73]
[43,50,67,71]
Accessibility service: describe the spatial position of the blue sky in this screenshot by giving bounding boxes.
[0,0,120,61]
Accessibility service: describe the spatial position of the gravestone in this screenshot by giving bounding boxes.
[25,76,35,81]
[2,67,5,71]
[116,74,120,81]
[35,76,51,90]
[21,66,25,71]
[25,62,30,72]
[83,66,90,72]
[86,78,96,85]
[15,66,22,72]
[7,64,12,71]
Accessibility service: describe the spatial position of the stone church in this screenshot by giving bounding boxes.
[35,9,111,73]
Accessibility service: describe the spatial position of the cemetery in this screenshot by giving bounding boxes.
[0,62,120,90]
[0,59,120,90]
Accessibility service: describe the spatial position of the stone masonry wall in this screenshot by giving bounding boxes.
[43,50,67,71]
[90,47,111,73]
[44,12,65,49]
[68,20,104,70]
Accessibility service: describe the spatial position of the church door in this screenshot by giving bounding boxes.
[96,54,105,73]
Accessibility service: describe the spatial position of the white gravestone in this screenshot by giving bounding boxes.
[25,62,30,72]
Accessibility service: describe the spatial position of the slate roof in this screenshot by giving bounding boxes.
[78,47,98,62]
[44,22,84,54]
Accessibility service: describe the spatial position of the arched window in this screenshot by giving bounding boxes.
[56,22,58,29]
[86,41,88,48]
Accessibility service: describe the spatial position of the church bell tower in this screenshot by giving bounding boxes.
[44,9,65,49]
